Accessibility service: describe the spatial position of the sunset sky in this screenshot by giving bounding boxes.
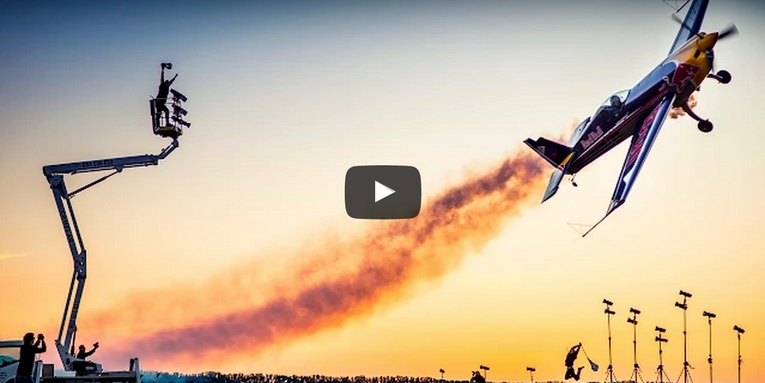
[1,1,764,382]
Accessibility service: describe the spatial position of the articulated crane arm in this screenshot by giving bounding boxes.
[42,139,179,371]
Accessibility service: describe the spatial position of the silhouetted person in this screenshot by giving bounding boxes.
[16,332,46,383]
[73,342,99,376]
[76,342,99,360]
[470,371,485,383]
[564,343,585,381]
[156,69,178,126]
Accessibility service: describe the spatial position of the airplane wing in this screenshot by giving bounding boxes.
[668,0,710,54]
[582,94,676,237]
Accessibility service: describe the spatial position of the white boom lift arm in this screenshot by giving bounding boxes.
[42,139,179,371]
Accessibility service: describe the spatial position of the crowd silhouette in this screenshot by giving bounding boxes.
[142,371,603,383]
[143,372,464,383]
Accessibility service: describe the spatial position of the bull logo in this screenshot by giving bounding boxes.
[670,63,700,89]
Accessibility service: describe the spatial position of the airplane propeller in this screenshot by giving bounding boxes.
[708,24,738,72]
[717,24,739,40]
[669,14,738,73]
[669,14,738,41]
[670,14,703,39]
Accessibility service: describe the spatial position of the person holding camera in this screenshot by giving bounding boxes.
[76,342,99,360]
[564,343,585,381]
[73,341,100,376]
[16,333,46,383]
[156,63,178,127]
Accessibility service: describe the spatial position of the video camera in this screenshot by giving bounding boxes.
[655,326,666,333]
[703,311,716,318]
[733,325,745,334]
[630,307,641,315]
[161,62,173,70]
[679,290,692,298]
[526,367,536,372]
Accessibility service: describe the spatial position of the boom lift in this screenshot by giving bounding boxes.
[42,139,180,379]
[0,63,191,383]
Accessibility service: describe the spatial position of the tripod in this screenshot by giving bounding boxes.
[655,327,672,383]
[734,325,745,383]
[603,299,617,383]
[628,308,644,383]
[703,312,716,383]
[737,333,742,383]
[675,291,694,383]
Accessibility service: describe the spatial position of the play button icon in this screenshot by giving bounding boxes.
[375,181,395,202]
[345,165,421,219]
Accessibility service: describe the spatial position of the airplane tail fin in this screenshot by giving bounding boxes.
[523,137,573,168]
[523,137,574,203]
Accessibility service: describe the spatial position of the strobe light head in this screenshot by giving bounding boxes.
[679,290,692,298]
[703,311,716,318]
[170,89,188,103]
[655,326,666,333]
[479,365,490,371]
[526,367,536,372]
[630,307,641,315]
[675,301,688,310]
[734,325,745,334]
[173,105,188,117]
[603,299,613,306]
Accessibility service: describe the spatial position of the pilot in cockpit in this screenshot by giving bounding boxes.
[607,95,624,120]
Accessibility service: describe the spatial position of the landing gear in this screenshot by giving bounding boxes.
[707,70,731,84]
[697,120,713,133]
[682,102,714,133]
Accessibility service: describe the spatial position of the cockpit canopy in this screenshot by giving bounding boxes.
[600,89,630,107]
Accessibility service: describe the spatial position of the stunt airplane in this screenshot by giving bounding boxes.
[523,0,737,237]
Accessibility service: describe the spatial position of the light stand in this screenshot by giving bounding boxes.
[734,325,745,383]
[439,369,445,381]
[480,365,490,381]
[702,311,716,383]
[675,290,694,383]
[628,307,644,383]
[526,367,535,383]
[655,326,672,383]
[603,299,617,383]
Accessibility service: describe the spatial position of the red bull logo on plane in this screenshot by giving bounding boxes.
[671,62,700,89]
[580,126,604,151]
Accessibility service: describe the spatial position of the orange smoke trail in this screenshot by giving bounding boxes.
[91,150,549,370]
[669,93,698,119]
